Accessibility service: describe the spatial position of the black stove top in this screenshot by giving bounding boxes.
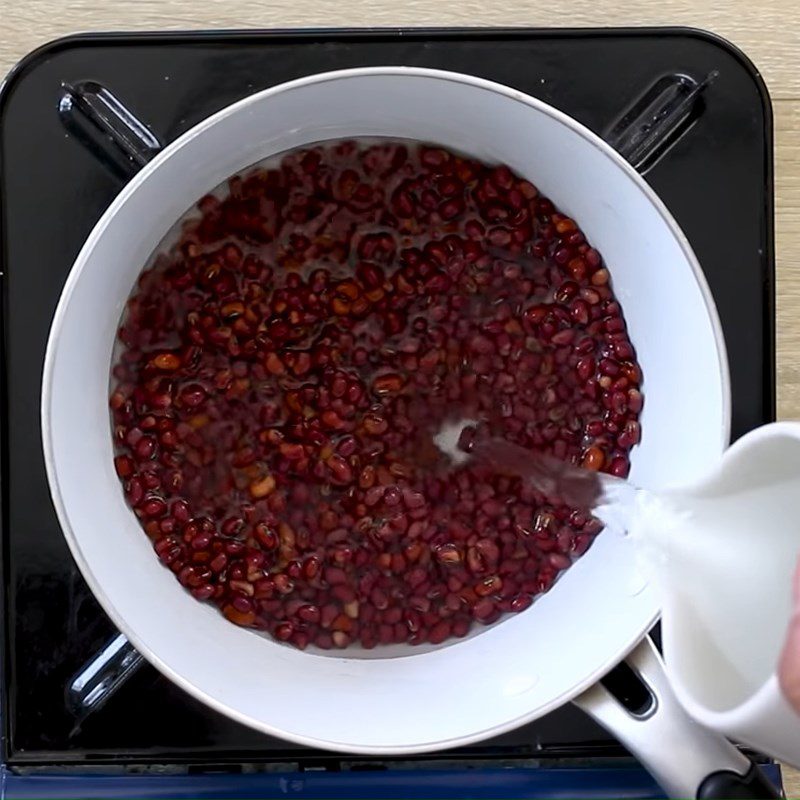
[0,28,773,767]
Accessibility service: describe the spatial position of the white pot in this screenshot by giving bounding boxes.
[43,67,747,797]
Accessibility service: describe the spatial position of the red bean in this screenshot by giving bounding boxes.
[110,139,643,651]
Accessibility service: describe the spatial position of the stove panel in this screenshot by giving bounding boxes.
[0,28,773,765]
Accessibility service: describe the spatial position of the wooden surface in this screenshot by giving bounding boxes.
[2,0,799,795]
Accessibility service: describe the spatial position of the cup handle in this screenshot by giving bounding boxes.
[573,636,779,798]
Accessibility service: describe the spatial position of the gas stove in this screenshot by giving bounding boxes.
[0,28,777,798]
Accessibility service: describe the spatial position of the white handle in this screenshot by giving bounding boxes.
[573,637,753,798]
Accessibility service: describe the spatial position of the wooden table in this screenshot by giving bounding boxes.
[2,0,799,794]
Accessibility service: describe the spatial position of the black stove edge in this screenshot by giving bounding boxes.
[0,157,10,769]
[0,25,774,101]
[5,746,631,769]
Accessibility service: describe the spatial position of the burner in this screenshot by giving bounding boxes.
[0,28,773,772]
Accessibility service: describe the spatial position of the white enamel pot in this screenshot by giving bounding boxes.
[41,68,776,798]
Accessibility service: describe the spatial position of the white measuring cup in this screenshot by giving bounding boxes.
[635,420,800,766]
[473,419,800,771]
